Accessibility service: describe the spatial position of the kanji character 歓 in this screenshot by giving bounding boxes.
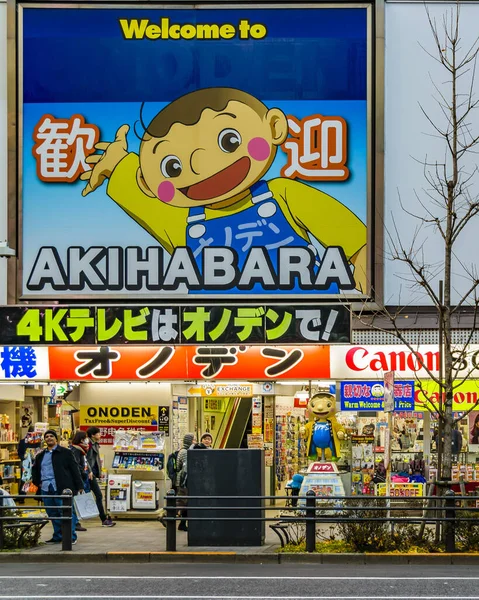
[136,347,175,379]
[193,346,245,379]
[74,346,120,378]
[281,114,349,181]
[182,307,211,342]
[208,309,232,342]
[0,347,37,378]
[33,114,100,183]
[234,307,265,342]
[265,308,293,341]
[151,309,179,343]
[260,347,304,377]
[66,308,95,342]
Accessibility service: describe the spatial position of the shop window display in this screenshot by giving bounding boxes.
[275,414,308,488]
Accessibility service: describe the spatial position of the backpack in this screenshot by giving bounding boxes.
[166,450,179,483]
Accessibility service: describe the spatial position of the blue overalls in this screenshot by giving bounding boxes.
[186,181,337,295]
[311,420,336,460]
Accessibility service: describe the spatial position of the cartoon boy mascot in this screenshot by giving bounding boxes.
[81,87,367,294]
[301,392,346,462]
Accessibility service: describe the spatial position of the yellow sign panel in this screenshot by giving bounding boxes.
[376,483,424,497]
[79,405,158,427]
[415,381,479,412]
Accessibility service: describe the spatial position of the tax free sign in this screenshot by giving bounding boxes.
[18,4,371,299]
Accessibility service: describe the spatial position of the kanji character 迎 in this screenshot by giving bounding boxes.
[136,347,175,379]
[0,347,37,378]
[193,346,245,379]
[265,308,293,341]
[208,309,232,341]
[183,307,211,342]
[33,114,100,183]
[281,114,349,181]
[97,309,122,342]
[66,308,95,343]
[74,346,120,378]
[123,308,150,341]
[234,307,265,342]
[151,309,179,343]
[260,347,304,377]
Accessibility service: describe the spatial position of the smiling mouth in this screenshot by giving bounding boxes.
[313,410,330,416]
[180,156,251,201]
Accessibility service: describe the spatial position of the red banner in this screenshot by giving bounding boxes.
[48,345,330,381]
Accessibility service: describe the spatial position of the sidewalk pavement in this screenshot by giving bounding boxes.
[0,518,281,562]
[3,517,479,565]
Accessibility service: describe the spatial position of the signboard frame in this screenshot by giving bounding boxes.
[7,1,384,303]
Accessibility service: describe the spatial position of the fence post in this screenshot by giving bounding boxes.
[305,490,316,553]
[444,489,456,553]
[61,489,73,552]
[166,489,177,552]
[0,493,4,550]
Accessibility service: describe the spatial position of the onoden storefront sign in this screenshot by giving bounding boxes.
[79,405,159,444]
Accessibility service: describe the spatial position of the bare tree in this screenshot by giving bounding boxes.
[358,2,479,484]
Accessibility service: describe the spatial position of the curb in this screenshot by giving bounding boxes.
[2,551,479,564]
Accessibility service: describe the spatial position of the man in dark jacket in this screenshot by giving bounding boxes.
[32,430,84,544]
[86,427,115,527]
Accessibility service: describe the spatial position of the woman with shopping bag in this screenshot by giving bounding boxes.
[71,431,97,530]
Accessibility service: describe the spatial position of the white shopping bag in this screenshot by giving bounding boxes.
[73,491,100,520]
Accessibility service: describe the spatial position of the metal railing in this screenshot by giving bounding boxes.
[163,489,479,553]
[0,490,74,552]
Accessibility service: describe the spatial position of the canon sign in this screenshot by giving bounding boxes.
[330,345,479,379]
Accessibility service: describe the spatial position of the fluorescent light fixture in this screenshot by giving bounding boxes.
[277,380,332,386]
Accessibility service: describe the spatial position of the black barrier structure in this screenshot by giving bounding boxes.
[187,449,265,546]
[164,491,479,553]
[0,491,74,551]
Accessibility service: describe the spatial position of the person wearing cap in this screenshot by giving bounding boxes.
[32,430,84,545]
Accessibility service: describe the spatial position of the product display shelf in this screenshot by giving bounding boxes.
[109,448,166,519]
[0,441,18,445]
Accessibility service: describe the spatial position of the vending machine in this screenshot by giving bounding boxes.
[131,480,158,510]
[107,474,131,513]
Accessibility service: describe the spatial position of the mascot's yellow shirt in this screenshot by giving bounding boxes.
[107,153,366,257]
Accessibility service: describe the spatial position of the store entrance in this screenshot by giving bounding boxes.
[194,396,252,449]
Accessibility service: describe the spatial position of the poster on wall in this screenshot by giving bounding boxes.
[19,5,371,299]
[469,412,479,450]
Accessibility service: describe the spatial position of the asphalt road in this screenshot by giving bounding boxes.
[1,563,479,599]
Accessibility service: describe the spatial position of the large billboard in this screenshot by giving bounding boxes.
[17,4,372,299]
